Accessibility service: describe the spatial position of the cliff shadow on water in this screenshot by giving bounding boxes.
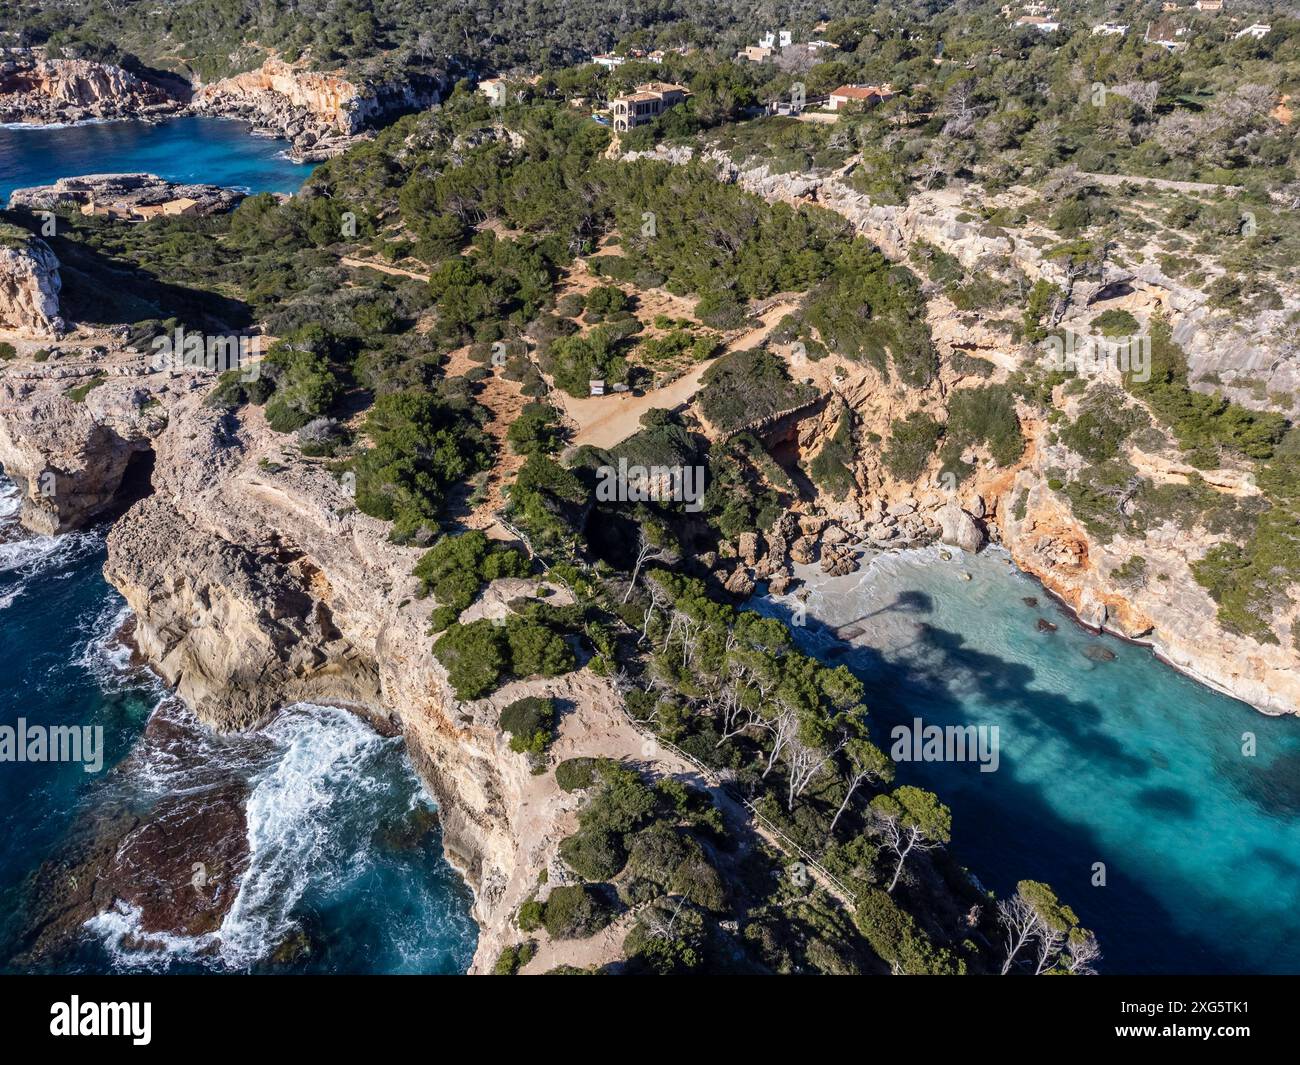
[755,548,1300,975]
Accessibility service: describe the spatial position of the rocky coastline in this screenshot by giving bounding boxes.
[0,51,449,162]
[8,173,246,219]
[1,119,1297,971]
[0,52,181,125]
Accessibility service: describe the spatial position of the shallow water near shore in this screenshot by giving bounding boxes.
[0,115,313,202]
[755,545,1300,974]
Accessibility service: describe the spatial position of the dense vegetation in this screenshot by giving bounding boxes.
[16,5,1293,976]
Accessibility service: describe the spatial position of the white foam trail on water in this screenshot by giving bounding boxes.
[84,703,395,971]
[85,902,220,972]
[0,117,124,130]
[70,599,142,692]
[215,704,389,968]
[0,477,20,522]
[0,476,103,611]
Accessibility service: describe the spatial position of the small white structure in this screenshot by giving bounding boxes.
[478,78,507,107]
[592,54,626,69]
[1092,23,1129,36]
[589,379,606,396]
[1016,15,1061,31]
[1235,23,1271,39]
[779,30,793,47]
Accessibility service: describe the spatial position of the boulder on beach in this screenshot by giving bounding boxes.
[937,499,985,554]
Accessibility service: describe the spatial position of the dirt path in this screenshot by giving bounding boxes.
[1082,172,1244,195]
[557,298,802,451]
[443,346,528,532]
[339,256,432,282]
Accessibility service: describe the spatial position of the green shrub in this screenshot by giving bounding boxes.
[499,696,557,755]
[1092,309,1140,337]
[807,408,856,500]
[516,899,544,932]
[505,620,575,679]
[854,888,964,975]
[542,884,612,940]
[352,389,492,541]
[66,375,107,403]
[697,347,817,435]
[944,385,1024,467]
[1058,385,1149,463]
[559,827,627,881]
[413,531,529,611]
[556,757,602,792]
[433,619,507,699]
[506,403,565,456]
[883,411,942,480]
[492,941,535,974]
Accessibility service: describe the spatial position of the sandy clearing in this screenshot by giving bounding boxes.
[556,298,802,451]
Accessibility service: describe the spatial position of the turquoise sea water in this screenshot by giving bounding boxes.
[757,546,1300,974]
[0,115,312,203]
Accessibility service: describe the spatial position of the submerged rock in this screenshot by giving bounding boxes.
[1083,644,1117,662]
[1036,618,1058,633]
[1022,596,1039,608]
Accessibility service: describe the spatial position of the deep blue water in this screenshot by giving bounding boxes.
[0,124,478,974]
[0,479,477,973]
[0,115,312,203]
[758,547,1300,975]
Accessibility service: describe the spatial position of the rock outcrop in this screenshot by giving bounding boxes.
[0,355,170,533]
[8,173,244,219]
[0,230,62,337]
[936,499,985,554]
[191,57,449,161]
[0,52,181,124]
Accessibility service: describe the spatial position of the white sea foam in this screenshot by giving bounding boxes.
[215,703,389,969]
[85,901,221,971]
[0,513,103,614]
[0,117,124,131]
[85,702,397,971]
[70,598,145,692]
[0,477,20,522]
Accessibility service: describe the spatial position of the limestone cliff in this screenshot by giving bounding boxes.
[191,58,449,161]
[0,231,63,338]
[0,53,180,124]
[0,355,169,533]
